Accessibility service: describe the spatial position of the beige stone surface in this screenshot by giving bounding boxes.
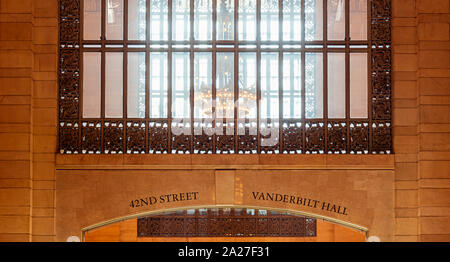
[55,168,394,242]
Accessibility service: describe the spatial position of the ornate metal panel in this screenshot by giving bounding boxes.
[126,121,146,154]
[193,120,214,154]
[81,121,101,154]
[260,119,280,154]
[216,121,235,154]
[349,122,370,154]
[370,0,392,154]
[305,121,325,154]
[58,0,392,155]
[58,0,80,122]
[103,121,124,154]
[237,120,257,154]
[148,120,169,154]
[282,120,302,154]
[137,208,317,238]
[327,121,347,154]
[59,121,79,154]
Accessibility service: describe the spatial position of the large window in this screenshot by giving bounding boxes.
[58,0,392,155]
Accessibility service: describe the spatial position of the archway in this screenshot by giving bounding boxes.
[83,206,367,242]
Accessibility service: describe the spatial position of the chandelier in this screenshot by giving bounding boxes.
[194,83,257,118]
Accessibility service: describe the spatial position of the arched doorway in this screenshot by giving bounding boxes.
[83,207,367,242]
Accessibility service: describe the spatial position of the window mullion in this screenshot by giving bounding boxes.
[145,0,150,120]
[256,0,261,153]
[212,0,217,153]
[168,0,173,152]
[190,0,194,153]
[345,0,350,153]
[279,0,283,153]
[322,0,328,154]
[234,0,239,152]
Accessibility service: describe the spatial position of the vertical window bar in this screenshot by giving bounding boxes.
[100,0,106,152]
[146,0,150,45]
[145,51,149,151]
[123,0,128,155]
[234,0,239,152]
[301,0,306,154]
[168,0,173,152]
[345,0,350,153]
[190,0,195,152]
[145,1,150,119]
[322,0,328,153]
[212,0,217,153]
[279,0,283,153]
[79,0,85,150]
[256,0,261,153]
[367,0,372,152]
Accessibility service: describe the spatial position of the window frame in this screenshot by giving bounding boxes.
[58,0,392,155]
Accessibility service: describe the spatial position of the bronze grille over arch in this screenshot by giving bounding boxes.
[58,0,392,155]
[137,208,317,237]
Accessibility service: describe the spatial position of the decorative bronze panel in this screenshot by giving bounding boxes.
[237,120,257,154]
[81,121,101,154]
[370,0,392,154]
[58,0,80,121]
[126,121,146,154]
[216,122,235,154]
[193,120,213,154]
[260,119,280,154]
[327,121,347,154]
[305,121,325,154]
[282,120,302,154]
[103,121,124,154]
[349,122,370,154]
[59,121,79,154]
[148,120,169,154]
[137,208,317,238]
[58,0,392,155]
[372,121,392,153]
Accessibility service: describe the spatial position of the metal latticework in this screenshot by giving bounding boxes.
[58,0,392,155]
[137,208,317,237]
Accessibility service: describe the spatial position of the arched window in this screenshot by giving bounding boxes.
[59,0,392,155]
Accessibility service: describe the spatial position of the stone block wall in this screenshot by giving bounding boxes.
[0,0,449,241]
